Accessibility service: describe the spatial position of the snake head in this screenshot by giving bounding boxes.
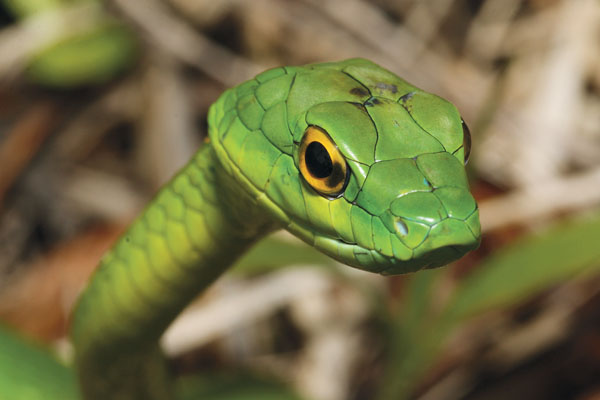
[209,58,480,274]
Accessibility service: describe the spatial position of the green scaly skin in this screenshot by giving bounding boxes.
[71,144,273,399]
[64,58,479,399]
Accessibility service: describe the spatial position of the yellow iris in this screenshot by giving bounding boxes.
[298,126,348,198]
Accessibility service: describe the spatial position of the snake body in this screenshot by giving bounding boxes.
[15,59,481,399]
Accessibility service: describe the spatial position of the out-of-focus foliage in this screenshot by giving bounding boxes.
[0,325,78,400]
[2,0,136,87]
[448,212,600,320]
[231,235,337,276]
[177,374,303,400]
[26,22,136,87]
[378,211,600,399]
[0,323,303,400]
[3,0,64,18]
[0,1,599,399]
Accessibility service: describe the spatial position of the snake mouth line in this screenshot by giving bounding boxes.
[315,234,454,275]
[287,218,406,273]
[298,215,479,275]
[315,233,397,273]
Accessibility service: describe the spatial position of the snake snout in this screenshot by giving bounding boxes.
[380,214,480,275]
[377,188,481,274]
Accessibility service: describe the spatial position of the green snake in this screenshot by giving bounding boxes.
[4,58,481,399]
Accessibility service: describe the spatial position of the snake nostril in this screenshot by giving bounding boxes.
[395,219,408,236]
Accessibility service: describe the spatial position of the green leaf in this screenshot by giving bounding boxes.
[2,0,64,18]
[230,234,337,276]
[377,211,600,399]
[0,324,78,400]
[447,211,600,320]
[26,21,137,87]
[176,373,305,400]
[376,269,449,400]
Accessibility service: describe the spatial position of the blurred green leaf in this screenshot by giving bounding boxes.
[2,0,63,18]
[2,0,97,19]
[26,21,137,87]
[376,269,449,400]
[0,325,306,400]
[377,211,600,399]
[177,373,305,400]
[230,235,337,276]
[0,324,78,400]
[447,211,600,320]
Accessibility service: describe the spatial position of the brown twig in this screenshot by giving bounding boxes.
[0,101,59,206]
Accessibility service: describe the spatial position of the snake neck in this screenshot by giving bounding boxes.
[70,143,276,400]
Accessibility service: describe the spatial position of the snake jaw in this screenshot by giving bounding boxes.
[288,207,480,276]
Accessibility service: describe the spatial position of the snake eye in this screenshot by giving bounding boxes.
[461,119,472,165]
[299,126,348,198]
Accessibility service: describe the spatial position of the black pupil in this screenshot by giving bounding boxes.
[305,141,333,178]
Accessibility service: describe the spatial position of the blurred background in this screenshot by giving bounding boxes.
[0,0,599,399]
